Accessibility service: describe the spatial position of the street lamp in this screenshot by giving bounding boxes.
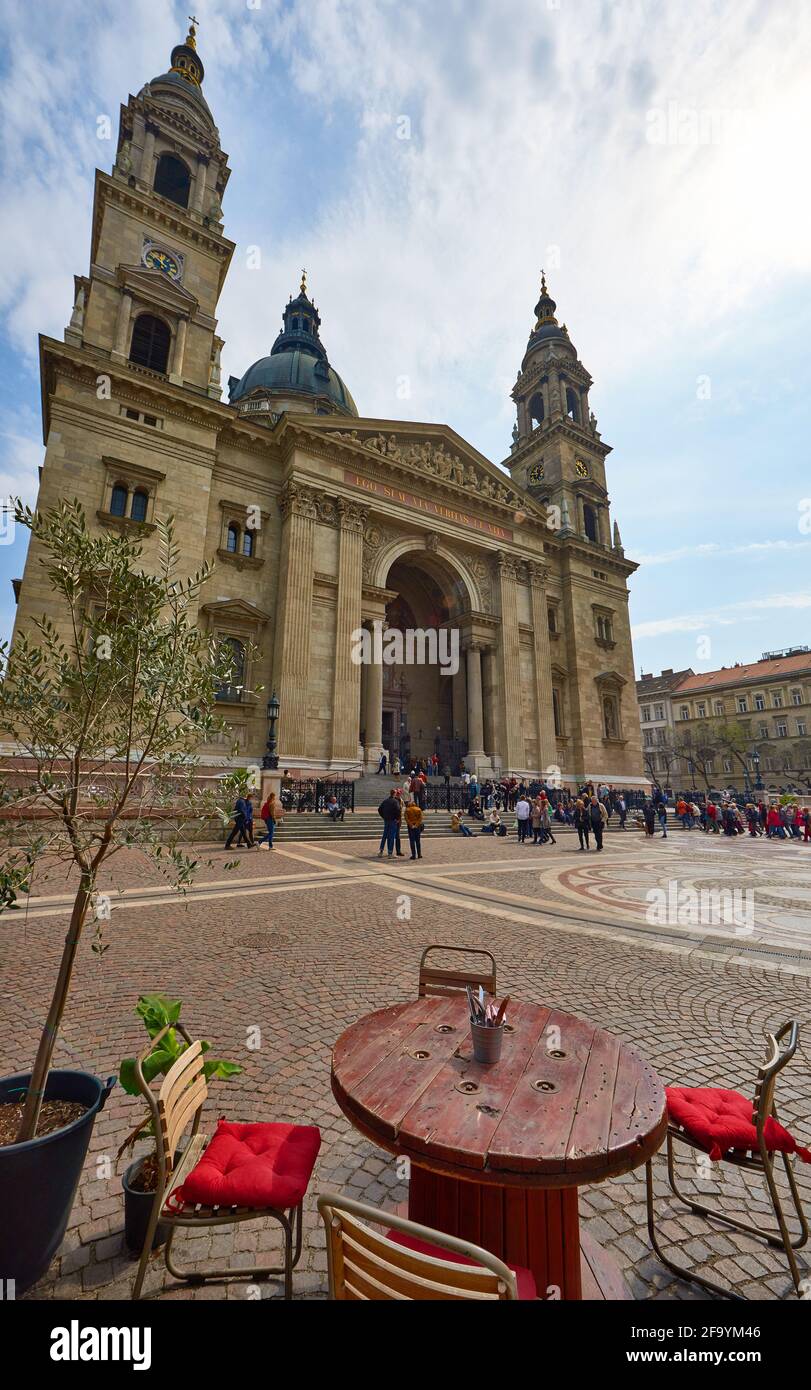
[751,747,763,792]
[262,691,280,769]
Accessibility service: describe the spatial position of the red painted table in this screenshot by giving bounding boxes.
[331,994,666,1299]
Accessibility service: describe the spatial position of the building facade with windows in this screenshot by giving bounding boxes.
[635,668,694,784]
[7,26,646,788]
[670,649,811,791]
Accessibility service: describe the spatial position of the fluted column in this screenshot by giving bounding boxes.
[482,646,497,761]
[273,481,317,758]
[493,552,524,772]
[331,498,367,761]
[364,621,384,766]
[465,645,485,757]
[192,154,209,213]
[140,120,158,186]
[526,560,557,776]
[170,317,188,383]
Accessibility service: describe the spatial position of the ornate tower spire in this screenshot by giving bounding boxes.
[169,16,205,89]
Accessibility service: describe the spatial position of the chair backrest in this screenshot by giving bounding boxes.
[317,1193,518,1300]
[134,1022,208,1178]
[752,1021,800,1135]
[418,943,497,999]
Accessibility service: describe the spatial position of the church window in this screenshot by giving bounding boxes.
[547,606,557,635]
[565,387,580,422]
[130,490,148,523]
[529,392,545,427]
[129,314,171,374]
[154,153,191,209]
[292,316,299,331]
[583,503,599,543]
[242,529,254,557]
[110,484,128,517]
[552,688,564,737]
[226,523,239,554]
[216,637,246,702]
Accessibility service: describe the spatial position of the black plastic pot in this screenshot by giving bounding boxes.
[0,1069,115,1294]
[123,1157,169,1254]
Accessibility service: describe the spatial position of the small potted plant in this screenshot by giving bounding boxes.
[117,994,242,1254]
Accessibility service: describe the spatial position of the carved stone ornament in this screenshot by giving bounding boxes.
[337,497,368,533]
[278,480,317,522]
[324,429,526,511]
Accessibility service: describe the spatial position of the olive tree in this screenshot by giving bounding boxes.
[0,501,252,1142]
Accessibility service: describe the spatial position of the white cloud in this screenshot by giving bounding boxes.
[633,591,811,641]
[632,539,811,567]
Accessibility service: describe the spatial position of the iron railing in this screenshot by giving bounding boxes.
[279,779,355,814]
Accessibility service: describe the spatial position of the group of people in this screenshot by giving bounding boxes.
[671,795,811,841]
[376,788,425,859]
[224,791,283,849]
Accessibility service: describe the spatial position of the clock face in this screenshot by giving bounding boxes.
[528,462,545,484]
[144,247,181,280]
[574,458,589,479]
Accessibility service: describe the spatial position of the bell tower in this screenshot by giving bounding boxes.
[504,274,621,553]
[65,18,233,397]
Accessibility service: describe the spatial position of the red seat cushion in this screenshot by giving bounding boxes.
[385,1229,537,1299]
[169,1120,321,1211]
[666,1087,811,1163]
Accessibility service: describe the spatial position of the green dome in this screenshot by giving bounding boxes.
[229,349,357,415]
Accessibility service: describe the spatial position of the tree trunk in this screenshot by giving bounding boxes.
[15,877,93,1143]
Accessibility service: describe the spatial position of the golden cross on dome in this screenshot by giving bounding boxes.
[187,15,199,47]
[300,267,308,295]
[540,268,548,294]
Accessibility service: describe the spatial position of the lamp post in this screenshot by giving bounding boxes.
[262,691,280,769]
[752,747,763,792]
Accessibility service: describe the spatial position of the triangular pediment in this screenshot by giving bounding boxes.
[290,416,546,523]
[200,597,271,625]
[117,264,199,313]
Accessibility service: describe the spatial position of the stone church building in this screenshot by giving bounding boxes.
[11,25,645,788]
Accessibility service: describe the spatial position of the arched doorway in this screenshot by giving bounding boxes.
[362,546,476,772]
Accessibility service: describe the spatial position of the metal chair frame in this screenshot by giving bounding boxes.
[317,1191,520,1300]
[646,1020,809,1300]
[417,943,497,999]
[131,1021,306,1300]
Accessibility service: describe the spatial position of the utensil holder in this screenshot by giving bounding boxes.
[470,1018,504,1064]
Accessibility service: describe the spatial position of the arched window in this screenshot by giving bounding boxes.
[216,637,246,702]
[529,392,545,428]
[110,483,128,517]
[583,503,599,543]
[565,387,580,422]
[129,314,171,373]
[226,523,239,553]
[154,153,191,208]
[242,529,254,557]
[130,489,148,523]
[292,316,299,331]
[552,688,564,738]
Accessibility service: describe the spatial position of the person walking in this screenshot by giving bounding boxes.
[405,798,424,859]
[574,798,590,850]
[257,791,281,847]
[642,799,656,837]
[225,792,251,849]
[539,794,556,845]
[531,796,543,844]
[589,794,606,851]
[377,751,387,774]
[515,793,531,843]
[616,794,627,829]
[377,790,402,857]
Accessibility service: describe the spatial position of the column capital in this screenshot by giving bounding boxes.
[524,558,550,586]
[337,496,369,534]
[278,479,318,522]
[492,550,521,581]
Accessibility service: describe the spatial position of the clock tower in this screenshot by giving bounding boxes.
[66,18,233,396]
[505,274,619,552]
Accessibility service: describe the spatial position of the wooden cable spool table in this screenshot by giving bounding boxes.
[331,994,667,1299]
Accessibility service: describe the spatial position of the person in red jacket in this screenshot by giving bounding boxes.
[766,805,782,838]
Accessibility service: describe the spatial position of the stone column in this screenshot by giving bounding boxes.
[192,154,209,213]
[273,481,317,759]
[140,121,159,186]
[331,498,367,762]
[465,645,485,758]
[526,560,557,777]
[364,621,384,768]
[112,291,133,361]
[170,317,188,383]
[452,659,467,752]
[482,646,498,762]
[493,552,524,772]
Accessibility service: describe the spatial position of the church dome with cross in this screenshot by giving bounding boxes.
[228,272,358,416]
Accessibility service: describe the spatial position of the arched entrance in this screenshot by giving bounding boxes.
[361,544,479,773]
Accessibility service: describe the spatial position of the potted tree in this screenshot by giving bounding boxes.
[116,994,241,1254]
[0,500,249,1292]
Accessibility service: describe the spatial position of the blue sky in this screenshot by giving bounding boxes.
[1,0,810,676]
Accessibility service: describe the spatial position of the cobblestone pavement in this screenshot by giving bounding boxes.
[3,831,810,1302]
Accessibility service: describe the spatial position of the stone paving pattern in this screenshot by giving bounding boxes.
[3,831,810,1302]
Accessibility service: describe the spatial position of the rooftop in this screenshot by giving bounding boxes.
[674,650,811,693]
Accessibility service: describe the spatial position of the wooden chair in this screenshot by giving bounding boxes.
[317,1193,521,1299]
[646,1021,809,1299]
[418,943,496,1000]
[131,1021,317,1300]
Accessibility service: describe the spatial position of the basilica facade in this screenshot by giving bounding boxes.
[10,25,645,788]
